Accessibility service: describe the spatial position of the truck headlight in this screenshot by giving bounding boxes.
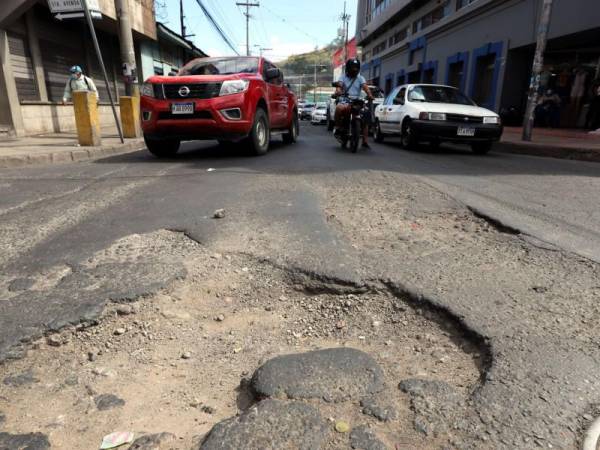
[141,83,155,98]
[483,116,500,124]
[219,80,249,96]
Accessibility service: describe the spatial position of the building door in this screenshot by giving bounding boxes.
[447,61,464,89]
[472,54,496,107]
[423,68,435,84]
[408,70,421,83]
[384,76,393,96]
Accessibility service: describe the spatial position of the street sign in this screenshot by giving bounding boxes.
[55,10,101,20]
[48,0,101,20]
[48,0,100,13]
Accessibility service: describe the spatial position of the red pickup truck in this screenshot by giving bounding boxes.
[140,56,299,157]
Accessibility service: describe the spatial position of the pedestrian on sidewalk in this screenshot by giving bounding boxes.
[535,89,561,128]
[62,65,99,105]
[585,83,600,131]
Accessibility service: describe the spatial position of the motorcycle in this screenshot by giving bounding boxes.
[332,89,373,153]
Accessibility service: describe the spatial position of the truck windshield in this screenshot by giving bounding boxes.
[408,86,475,105]
[179,57,260,76]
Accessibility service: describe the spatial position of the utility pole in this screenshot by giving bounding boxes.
[180,0,186,39]
[313,62,326,103]
[314,62,317,103]
[236,1,259,56]
[114,0,137,96]
[179,0,195,39]
[522,0,554,141]
[340,1,351,61]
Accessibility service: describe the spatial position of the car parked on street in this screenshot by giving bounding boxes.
[327,85,384,131]
[140,56,299,157]
[311,103,328,125]
[299,102,316,121]
[373,84,502,154]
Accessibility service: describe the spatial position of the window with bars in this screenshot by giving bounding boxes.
[457,0,479,10]
[372,41,387,56]
[412,1,451,33]
[365,0,393,24]
[392,27,408,45]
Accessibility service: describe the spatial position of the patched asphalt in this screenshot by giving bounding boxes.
[250,347,384,403]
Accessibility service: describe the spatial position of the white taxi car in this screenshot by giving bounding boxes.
[373,84,502,154]
[311,103,328,125]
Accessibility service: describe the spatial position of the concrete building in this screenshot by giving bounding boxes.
[139,22,207,80]
[355,0,600,127]
[0,0,206,137]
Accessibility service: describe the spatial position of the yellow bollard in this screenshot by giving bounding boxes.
[73,91,101,146]
[119,96,141,138]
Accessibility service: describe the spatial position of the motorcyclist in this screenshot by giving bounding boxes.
[334,58,373,148]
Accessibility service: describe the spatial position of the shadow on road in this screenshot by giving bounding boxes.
[94,124,600,178]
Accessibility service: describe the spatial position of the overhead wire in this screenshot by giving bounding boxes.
[207,0,241,48]
[194,0,240,55]
[260,4,321,47]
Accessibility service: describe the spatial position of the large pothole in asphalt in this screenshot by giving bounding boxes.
[0,230,487,449]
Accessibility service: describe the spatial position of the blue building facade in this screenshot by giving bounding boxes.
[356,0,600,126]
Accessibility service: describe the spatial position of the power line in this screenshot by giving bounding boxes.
[261,4,321,46]
[194,0,240,55]
[207,0,241,48]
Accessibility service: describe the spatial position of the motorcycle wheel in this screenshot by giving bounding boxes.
[350,118,360,153]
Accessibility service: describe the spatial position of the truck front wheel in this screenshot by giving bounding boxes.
[247,108,270,155]
[144,135,180,158]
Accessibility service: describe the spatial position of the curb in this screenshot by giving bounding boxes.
[0,140,145,169]
[496,140,600,163]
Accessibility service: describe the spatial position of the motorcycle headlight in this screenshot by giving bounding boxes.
[483,116,500,124]
[219,79,249,96]
[141,83,155,98]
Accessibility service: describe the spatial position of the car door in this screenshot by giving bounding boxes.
[386,86,407,134]
[262,60,285,128]
[379,86,400,133]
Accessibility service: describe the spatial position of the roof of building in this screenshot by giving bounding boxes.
[157,22,208,58]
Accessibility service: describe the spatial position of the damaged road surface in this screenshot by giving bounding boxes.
[0,124,599,449]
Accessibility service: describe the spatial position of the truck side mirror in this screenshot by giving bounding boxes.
[266,68,281,80]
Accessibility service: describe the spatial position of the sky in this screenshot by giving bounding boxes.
[157,0,358,61]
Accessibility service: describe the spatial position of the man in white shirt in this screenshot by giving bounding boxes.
[333,58,373,148]
[62,65,99,105]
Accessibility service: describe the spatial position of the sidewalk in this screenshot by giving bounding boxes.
[498,126,600,162]
[0,127,145,169]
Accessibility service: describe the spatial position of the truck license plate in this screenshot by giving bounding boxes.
[457,127,475,137]
[171,103,194,114]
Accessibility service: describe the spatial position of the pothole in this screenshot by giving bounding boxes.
[0,230,487,449]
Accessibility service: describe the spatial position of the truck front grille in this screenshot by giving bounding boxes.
[161,83,222,100]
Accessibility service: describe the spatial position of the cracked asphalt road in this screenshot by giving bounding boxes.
[0,123,599,449]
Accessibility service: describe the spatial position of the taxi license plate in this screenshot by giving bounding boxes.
[457,127,475,137]
[171,103,194,115]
